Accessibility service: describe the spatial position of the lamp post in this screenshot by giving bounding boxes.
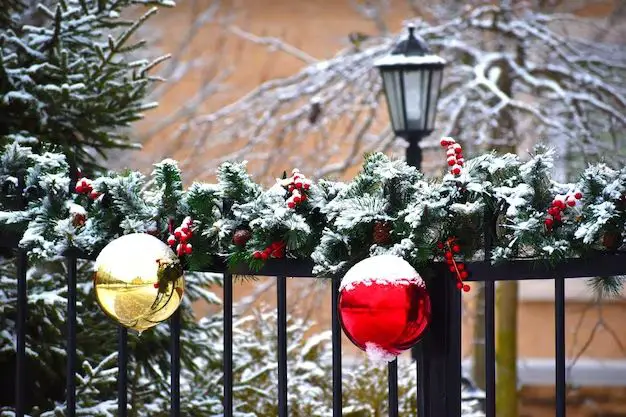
[374,24,445,171]
[376,26,460,417]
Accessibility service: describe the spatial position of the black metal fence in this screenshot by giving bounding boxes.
[5,229,626,417]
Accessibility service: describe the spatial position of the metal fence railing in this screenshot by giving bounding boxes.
[5,228,626,417]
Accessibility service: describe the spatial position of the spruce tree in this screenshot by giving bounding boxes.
[0,0,173,175]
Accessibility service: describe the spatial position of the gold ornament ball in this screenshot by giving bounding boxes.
[93,233,185,333]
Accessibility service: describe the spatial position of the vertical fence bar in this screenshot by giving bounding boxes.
[66,256,77,417]
[447,286,462,416]
[484,280,496,417]
[118,327,128,417]
[483,203,496,417]
[277,275,288,417]
[15,249,27,417]
[417,277,462,417]
[555,277,566,417]
[170,308,181,417]
[388,359,399,417]
[223,273,233,417]
[331,276,342,417]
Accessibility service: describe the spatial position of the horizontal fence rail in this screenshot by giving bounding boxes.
[3,228,626,417]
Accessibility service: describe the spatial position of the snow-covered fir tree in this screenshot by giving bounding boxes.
[0,0,173,175]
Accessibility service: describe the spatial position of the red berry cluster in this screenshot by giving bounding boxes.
[74,177,102,200]
[253,241,286,261]
[285,169,311,209]
[436,237,470,292]
[544,191,583,230]
[167,216,193,256]
[439,137,464,176]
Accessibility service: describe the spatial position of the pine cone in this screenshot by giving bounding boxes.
[233,229,252,247]
[71,213,86,227]
[373,221,392,245]
[603,231,623,251]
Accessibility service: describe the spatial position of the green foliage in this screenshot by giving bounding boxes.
[2,144,626,296]
[0,0,173,174]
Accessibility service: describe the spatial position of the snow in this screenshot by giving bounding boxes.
[374,53,446,67]
[364,342,398,363]
[340,255,424,292]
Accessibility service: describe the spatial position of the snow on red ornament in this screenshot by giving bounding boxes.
[338,255,431,362]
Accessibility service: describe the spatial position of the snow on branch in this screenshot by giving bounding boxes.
[179,4,625,181]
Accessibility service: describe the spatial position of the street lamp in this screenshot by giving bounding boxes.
[374,24,446,169]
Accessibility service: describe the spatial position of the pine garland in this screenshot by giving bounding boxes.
[1,142,625,295]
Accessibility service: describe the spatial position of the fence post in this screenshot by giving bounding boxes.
[415,275,462,417]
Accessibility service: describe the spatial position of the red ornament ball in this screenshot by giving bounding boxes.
[338,255,431,362]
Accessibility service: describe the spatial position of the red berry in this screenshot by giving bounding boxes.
[174,227,182,238]
[184,244,192,254]
[449,266,456,272]
[288,185,295,192]
[447,259,454,265]
[452,245,461,253]
[548,207,556,216]
[303,183,310,190]
[81,179,92,191]
[460,271,469,279]
[440,139,449,147]
[293,196,301,204]
[457,159,464,166]
[301,194,307,201]
[253,251,262,259]
[451,166,461,175]
[575,192,582,200]
[445,251,453,259]
[177,243,184,252]
[454,147,462,154]
[462,284,471,292]
[447,157,456,166]
[567,199,576,207]
[557,200,565,209]
[295,181,303,189]
[287,201,296,209]
[75,184,84,193]
[260,252,269,260]
[456,282,463,289]
[181,225,191,234]
[436,242,444,249]
[154,282,160,289]
[167,235,176,246]
[554,213,562,222]
[545,217,554,227]
[457,263,465,271]
[88,191,101,200]
[263,247,272,254]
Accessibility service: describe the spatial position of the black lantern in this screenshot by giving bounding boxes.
[375,24,445,168]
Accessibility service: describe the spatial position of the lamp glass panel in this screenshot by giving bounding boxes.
[402,69,429,131]
[426,68,443,130]
[381,69,405,131]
